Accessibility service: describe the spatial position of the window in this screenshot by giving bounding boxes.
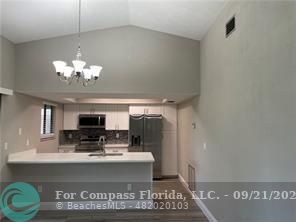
[41,104,55,139]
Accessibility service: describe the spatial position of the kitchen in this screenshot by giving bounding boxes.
[58,103,177,178]
[5,102,178,213]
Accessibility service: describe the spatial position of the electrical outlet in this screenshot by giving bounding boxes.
[4,142,8,150]
[127,184,132,192]
[18,128,22,136]
[116,133,120,139]
[203,143,207,151]
[37,185,43,193]
[68,133,72,139]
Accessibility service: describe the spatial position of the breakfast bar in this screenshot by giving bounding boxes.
[7,149,155,210]
[7,149,154,182]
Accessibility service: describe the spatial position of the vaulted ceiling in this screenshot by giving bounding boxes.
[0,0,226,44]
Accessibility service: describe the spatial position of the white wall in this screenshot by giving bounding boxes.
[0,93,63,181]
[178,1,296,221]
[0,36,15,90]
[15,26,200,96]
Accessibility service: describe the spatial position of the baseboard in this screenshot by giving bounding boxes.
[178,174,218,222]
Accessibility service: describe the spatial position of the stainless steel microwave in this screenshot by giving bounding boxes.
[78,114,106,129]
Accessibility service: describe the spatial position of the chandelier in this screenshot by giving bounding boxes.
[53,0,102,87]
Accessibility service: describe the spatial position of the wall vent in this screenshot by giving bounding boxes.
[188,164,196,192]
[226,16,236,37]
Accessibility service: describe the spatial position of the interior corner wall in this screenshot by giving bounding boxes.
[0,93,63,181]
[0,36,15,90]
[177,1,296,221]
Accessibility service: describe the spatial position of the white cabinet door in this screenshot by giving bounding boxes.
[79,104,95,114]
[94,104,106,115]
[105,105,117,130]
[129,105,163,115]
[147,105,163,115]
[117,105,129,130]
[163,105,177,131]
[63,104,79,130]
[129,105,146,115]
[162,131,178,175]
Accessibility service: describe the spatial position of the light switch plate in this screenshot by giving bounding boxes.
[203,143,207,151]
[127,184,132,191]
[18,128,22,135]
[26,139,30,146]
[37,185,43,193]
[4,142,8,150]
[192,123,197,129]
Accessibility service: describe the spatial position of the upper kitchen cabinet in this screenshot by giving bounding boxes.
[63,104,79,130]
[64,104,106,130]
[79,104,94,114]
[129,105,163,115]
[94,105,106,115]
[105,105,118,130]
[79,104,106,115]
[130,105,177,131]
[162,105,177,131]
[117,105,129,130]
[106,105,129,130]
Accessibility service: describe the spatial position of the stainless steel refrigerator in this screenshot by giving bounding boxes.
[129,114,163,179]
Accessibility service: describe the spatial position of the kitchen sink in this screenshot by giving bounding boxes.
[88,153,123,157]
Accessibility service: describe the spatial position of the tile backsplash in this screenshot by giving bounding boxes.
[59,129,129,145]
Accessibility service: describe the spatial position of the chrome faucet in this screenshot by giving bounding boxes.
[98,136,106,155]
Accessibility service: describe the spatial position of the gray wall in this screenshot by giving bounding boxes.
[15,26,200,96]
[0,93,63,181]
[178,1,296,221]
[0,36,15,90]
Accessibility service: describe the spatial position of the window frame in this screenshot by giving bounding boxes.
[40,103,56,140]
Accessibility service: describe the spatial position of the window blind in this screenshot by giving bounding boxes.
[41,104,55,135]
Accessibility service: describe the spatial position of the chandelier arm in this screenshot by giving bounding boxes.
[89,78,97,86]
[67,74,76,85]
[58,75,69,83]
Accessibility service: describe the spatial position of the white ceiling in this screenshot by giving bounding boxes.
[0,0,226,43]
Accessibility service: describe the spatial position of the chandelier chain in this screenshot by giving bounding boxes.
[52,0,102,87]
[78,0,81,48]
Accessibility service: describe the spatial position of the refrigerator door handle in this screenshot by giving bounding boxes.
[130,115,145,120]
[145,115,162,120]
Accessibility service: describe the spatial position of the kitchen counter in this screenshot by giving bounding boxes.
[7,148,154,210]
[8,149,154,164]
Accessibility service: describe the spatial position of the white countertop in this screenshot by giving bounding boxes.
[8,149,154,164]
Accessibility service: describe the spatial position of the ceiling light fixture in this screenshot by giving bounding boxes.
[53,0,102,87]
